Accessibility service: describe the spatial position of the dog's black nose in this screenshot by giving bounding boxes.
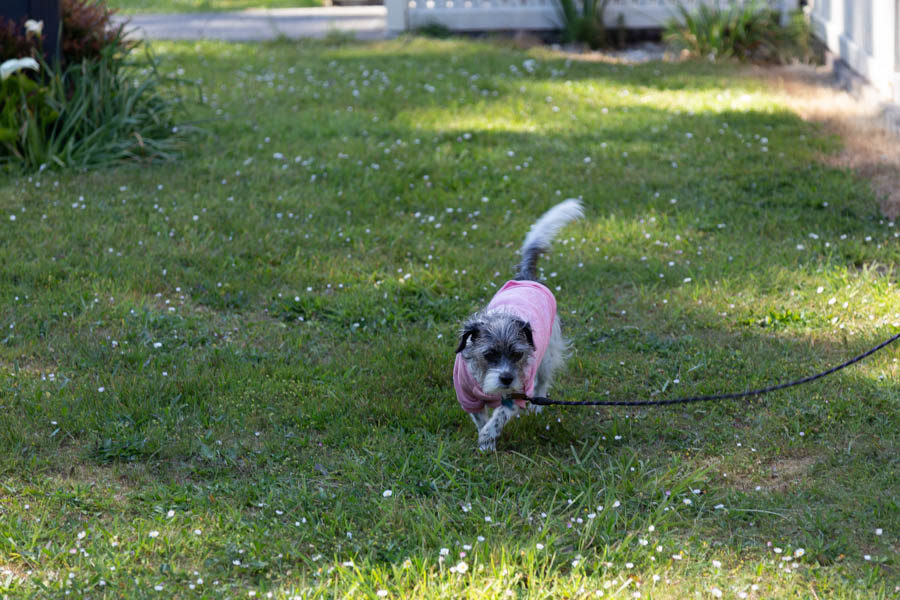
[499,373,514,386]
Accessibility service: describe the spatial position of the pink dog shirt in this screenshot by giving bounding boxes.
[453,280,557,413]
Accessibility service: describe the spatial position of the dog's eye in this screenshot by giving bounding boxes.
[483,350,500,363]
[509,351,524,362]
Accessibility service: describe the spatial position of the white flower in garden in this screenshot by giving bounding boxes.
[1,57,40,80]
[25,19,44,37]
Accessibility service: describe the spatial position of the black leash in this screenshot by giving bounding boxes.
[518,331,900,407]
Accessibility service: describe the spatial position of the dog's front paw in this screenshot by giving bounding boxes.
[477,434,497,452]
[526,403,543,415]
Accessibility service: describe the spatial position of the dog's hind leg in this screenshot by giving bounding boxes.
[477,402,519,451]
[531,317,567,412]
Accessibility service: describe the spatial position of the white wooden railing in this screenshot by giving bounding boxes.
[386,0,798,34]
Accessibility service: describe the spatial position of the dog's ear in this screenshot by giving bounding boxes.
[456,322,481,353]
[515,319,535,349]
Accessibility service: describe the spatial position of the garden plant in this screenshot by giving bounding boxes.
[556,0,610,49]
[0,0,190,170]
[0,35,897,598]
[664,1,813,64]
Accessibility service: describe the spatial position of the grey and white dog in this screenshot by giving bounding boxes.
[454,199,584,451]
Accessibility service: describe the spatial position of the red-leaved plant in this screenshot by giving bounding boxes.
[0,17,33,62]
[59,0,127,67]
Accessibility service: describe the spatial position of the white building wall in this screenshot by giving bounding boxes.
[810,0,900,102]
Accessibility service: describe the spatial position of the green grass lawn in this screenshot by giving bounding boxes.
[1,37,898,598]
[108,0,322,15]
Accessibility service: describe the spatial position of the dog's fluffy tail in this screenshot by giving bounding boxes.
[515,199,584,281]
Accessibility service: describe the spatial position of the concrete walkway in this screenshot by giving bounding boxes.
[120,7,388,42]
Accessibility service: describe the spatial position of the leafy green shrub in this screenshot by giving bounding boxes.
[664,1,812,64]
[0,65,59,159]
[1,39,190,170]
[413,22,454,39]
[557,0,610,49]
[0,1,192,171]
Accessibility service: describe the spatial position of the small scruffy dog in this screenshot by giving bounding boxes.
[454,199,583,451]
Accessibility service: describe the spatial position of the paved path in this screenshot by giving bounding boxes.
[120,7,388,42]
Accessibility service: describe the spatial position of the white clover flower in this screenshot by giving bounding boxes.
[1,57,39,80]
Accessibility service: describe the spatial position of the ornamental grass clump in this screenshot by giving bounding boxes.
[664,1,812,64]
[0,0,192,171]
[556,0,610,49]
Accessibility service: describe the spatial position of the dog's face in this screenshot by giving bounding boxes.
[456,311,535,395]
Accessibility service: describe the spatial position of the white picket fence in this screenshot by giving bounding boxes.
[385,0,799,34]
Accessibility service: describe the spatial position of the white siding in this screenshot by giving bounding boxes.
[810,0,900,102]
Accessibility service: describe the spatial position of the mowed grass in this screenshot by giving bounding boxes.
[108,0,322,15]
[1,38,898,598]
